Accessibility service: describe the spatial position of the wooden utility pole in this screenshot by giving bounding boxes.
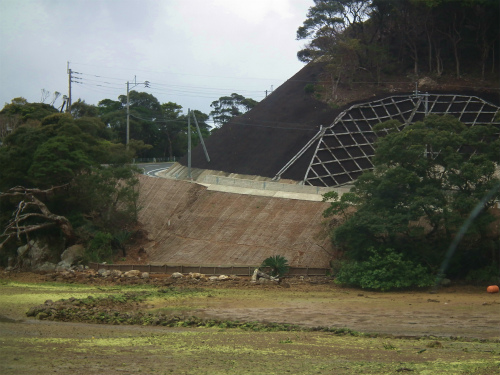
[187,108,192,179]
[67,62,72,113]
[126,81,130,149]
[125,78,149,150]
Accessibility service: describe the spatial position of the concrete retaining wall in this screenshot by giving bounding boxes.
[203,175,348,196]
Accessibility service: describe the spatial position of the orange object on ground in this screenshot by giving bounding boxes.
[486,285,499,293]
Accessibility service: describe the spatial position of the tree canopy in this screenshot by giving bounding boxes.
[210,93,258,128]
[297,0,499,82]
[0,102,140,266]
[323,115,500,282]
[97,91,211,160]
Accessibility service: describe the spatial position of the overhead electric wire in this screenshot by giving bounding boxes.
[70,61,286,82]
[128,112,317,131]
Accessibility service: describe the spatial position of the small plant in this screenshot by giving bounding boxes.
[261,255,290,278]
[383,342,397,350]
[427,341,443,348]
[304,83,315,94]
[84,231,114,263]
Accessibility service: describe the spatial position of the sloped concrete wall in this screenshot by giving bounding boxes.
[137,175,334,268]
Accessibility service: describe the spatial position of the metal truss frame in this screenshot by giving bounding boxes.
[274,94,500,187]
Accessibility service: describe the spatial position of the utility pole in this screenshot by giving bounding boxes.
[191,110,210,162]
[67,62,72,113]
[187,108,192,179]
[126,81,130,148]
[125,79,149,149]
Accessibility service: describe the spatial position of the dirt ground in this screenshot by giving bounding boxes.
[1,271,499,339]
[1,271,499,375]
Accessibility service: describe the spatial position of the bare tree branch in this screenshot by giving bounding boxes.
[0,185,75,250]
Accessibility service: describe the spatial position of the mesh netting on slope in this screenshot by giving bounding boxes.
[277,94,500,187]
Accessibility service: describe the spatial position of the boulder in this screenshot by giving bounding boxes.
[251,268,259,283]
[60,244,85,266]
[418,77,438,89]
[171,272,183,279]
[111,269,123,278]
[124,270,141,278]
[189,272,204,279]
[218,275,229,281]
[36,262,57,272]
[97,268,111,277]
[141,272,150,279]
[17,240,50,269]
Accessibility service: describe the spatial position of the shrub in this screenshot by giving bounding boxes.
[335,248,434,291]
[261,255,290,278]
[84,232,114,263]
[465,264,500,284]
[304,83,315,94]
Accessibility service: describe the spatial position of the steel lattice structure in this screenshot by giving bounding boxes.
[274,94,500,187]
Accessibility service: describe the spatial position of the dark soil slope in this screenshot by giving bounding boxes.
[180,62,500,182]
[180,62,343,181]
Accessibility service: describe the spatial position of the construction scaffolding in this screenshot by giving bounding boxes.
[275,94,500,187]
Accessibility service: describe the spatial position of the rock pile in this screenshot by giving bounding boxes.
[39,268,243,286]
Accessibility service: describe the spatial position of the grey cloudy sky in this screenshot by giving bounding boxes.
[0,0,313,120]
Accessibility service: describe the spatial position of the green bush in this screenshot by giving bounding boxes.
[304,83,315,94]
[465,264,500,284]
[335,248,434,291]
[261,255,290,278]
[84,232,114,263]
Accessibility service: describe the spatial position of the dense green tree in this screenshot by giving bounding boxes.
[296,0,370,62]
[70,99,99,118]
[210,93,258,128]
[0,97,59,141]
[297,0,499,84]
[323,115,500,278]
[0,99,140,266]
[0,97,59,122]
[96,92,210,159]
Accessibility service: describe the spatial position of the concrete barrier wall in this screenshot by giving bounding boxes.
[203,175,349,196]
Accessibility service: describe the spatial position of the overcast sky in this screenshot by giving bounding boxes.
[0,0,313,122]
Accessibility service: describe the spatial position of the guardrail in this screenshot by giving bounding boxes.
[133,157,175,163]
[89,263,330,277]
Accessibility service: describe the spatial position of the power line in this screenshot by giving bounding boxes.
[70,61,287,82]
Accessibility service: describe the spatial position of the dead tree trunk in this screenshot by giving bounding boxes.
[0,186,76,250]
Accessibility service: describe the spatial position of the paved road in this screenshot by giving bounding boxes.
[137,162,173,177]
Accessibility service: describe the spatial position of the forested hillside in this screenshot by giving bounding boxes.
[296,0,499,104]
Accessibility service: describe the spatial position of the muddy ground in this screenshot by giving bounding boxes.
[1,272,499,374]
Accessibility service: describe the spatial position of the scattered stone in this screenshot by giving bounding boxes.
[36,262,57,272]
[418,76,438,88]
[124,270,141,278]
[251,268,259,283]
[60,244,85,266]
[111,269,123,278]
[97,269,111,277]
[60,270,75,279]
